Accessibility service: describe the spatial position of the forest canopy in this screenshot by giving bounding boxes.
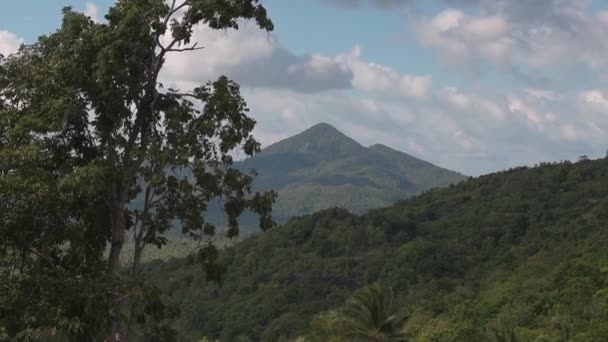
[147,157,608,341]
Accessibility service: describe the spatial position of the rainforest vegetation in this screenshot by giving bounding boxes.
[1,0,608,341]
[147,157,608,341]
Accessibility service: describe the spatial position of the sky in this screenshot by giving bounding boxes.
[2,0,608,175]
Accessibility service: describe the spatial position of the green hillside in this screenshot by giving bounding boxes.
[235,123,466,224]
[146,157,608,341]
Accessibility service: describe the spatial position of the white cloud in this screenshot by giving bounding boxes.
[161,22,352,93]
[580,90,608,112]
[431,9,464,32]
[338,47,432,99]
[0,31,23,56]
[348,59,399,92]
[162,26,432,101]
[508,96,547,128]
[462,15,509,41]
[578,90,608,129]
[440,87,506,121]
[414,1,608,75]
[478,98,506,121]
[399,75,432,99]
[84,2,100,22]
[415,10,513,65]
[442,87,472,110]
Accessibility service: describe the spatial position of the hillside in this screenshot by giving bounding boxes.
[235,123,466,224]
[146,157,608,341]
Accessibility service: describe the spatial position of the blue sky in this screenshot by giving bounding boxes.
[2,0,608,175]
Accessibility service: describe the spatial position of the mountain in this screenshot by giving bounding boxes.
[147,157,608,341]
[130,123,463,239]
[236,123,466,224]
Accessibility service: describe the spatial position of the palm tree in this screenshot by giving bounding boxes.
[298,284,409,342]
[331,283,409,342]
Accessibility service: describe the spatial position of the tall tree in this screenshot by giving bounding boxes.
[0,1,275,341]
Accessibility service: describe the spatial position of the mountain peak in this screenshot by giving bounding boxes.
[262,123,365,159]
[296,122,349,141]
[305,122,340,133]
[236,122,466,224]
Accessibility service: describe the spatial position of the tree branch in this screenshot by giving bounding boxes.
[166,44,205,53]
[172,92,200,100]
[29,247,60,272]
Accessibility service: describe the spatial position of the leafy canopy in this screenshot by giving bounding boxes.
[147,157,608,341]
[299,284,409,342]
[0,0,275,340]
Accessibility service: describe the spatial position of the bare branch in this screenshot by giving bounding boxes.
[149,191,168,208]
[168,0,190,17]
[166,44,205,53]
[156,0,191,52]
[29,247,60,272]
[172,92,200,100]
[136,186,153,244]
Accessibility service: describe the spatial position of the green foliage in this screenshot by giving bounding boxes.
[296,311,341,342]
[0,1,275,340]
[335,284,408,341]
[148,157,608,341]
[485,318,521,342]
[299,284,409,342]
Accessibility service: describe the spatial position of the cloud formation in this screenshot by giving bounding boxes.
[162,22,353,93]
[84,2,100,22]
[414,1,608,76]
[336,46,433,99]
[0,31,23,56]
[161,22,434,99]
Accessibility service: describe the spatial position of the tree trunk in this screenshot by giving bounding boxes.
[106,201,127,342]
[125,185,151,341]
[124,238,143,342]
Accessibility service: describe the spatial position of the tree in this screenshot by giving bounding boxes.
[334,284,409,342]
[297,311,342,342]
[485,319,521,342]
[0,1,275,341]
[300,284,409,342]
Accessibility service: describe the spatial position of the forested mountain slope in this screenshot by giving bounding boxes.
[147,157,608,341]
